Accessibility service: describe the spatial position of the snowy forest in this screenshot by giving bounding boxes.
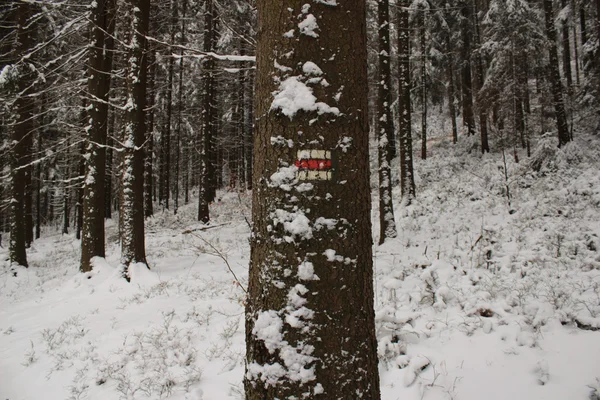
[1,0,600,399]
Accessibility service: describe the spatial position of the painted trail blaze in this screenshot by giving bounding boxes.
[295,149,333,181]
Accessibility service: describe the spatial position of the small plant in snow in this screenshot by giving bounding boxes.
[22,340,36,366]
[588,378,600,400]
[41,316,87,352]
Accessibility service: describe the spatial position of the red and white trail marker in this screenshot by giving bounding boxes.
[295,149,333,181]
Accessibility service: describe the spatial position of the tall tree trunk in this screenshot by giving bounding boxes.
[561,0,573,94]
[580,5,587,48]
[245,51,254,191]
[144,47,155,218]
[9,2,35,268]
[198,0,216,222]
[160,0,176,211]
[81,0,115,272]
[25,146,33,247]
[378,0,396,161]
[245,0,380,398]
[460,2,476,137]
[420,5,428,160]
[62,140,70,235]
[120,0,149,274]
[543,0,571,146]
[377,0,397,244]
[105,127,114,219]
[174,0,186,215]
[472,0,489,153]
[398,0,416,201]
[76,141,84,239]
[572,0,581,85]
[36,130,43,240]
[447,32,458,144]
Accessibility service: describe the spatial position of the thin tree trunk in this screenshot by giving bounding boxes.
[580,6,587,47]
[174,0,186,215]
[144,47,155,218]
[36,129,43,240]
[398,0,416,200]
[447,33,458,144]
[461,2,476,137]
[76,140,84,239]
[561,0,573,94]
[160,0,176,211]
[420,5,428,160]
[378,0,397,244]
[198,0,216,222]
[472,0,489,153]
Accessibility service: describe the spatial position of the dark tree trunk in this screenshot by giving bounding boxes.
[398,0,416,200]
[62,141,70,235]
[378,0,396,161]
[9,2,35,268]
[120,0,149,273]
[144,47,156,218]
[81,0,115,272]
[25,148,33,247]
[159,0,176,211]
[472,0,489,153]
[173,0,187,215]
[36,130,43,240]
[543,0,571,147]
[76,141,84,240]
[580,5,587,46]
[105,127,114,219]
[377,0,397,244]
[460,2,476,137]
[198,0,217,222]
[245,1,380,398]
[420,5,427,160]
[245,55,254,191]
[447,33,458,144]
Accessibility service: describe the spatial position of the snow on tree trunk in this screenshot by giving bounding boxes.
[542,0,571,147]
[120,0,149,274]
[377,0,397,245]
[245,0,380,398]
[8,2,35,269]
[398,0,416,201]
[80,0,115,272]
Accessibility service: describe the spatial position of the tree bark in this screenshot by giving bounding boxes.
[542,0,571,147]
[198,0,217,222]
[9,2,35,268]
[159,0,176,211]
[377,0,397,244]
[420,5,428,160]
[460,2,476,137]
[398,0,416,200]
[120,0,149,273]
[144,46,156,218]
[81,0,115,272]
[245,0,380,398]
[447,32,458,144]
[174,0,187,215]
[561,0,573,94]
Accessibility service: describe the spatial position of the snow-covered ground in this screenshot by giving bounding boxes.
[1,133,599,400]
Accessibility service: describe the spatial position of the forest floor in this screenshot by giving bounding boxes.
[1,130,600,400]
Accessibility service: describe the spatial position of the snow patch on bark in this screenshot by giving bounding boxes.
[271,76,339,119]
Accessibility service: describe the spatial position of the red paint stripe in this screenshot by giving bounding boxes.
[295,159,332,170]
